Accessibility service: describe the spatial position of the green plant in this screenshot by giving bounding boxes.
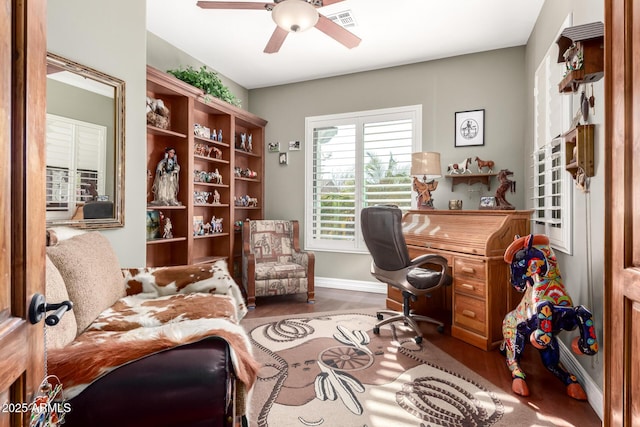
[167,65,241,108]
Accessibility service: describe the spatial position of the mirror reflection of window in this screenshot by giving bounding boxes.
[45,114,106,220]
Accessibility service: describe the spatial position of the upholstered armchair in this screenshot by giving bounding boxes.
[242,219,315,308]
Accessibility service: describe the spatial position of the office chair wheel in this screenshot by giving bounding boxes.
[437,325,445,334]
[414,336,423,344]
[377,313,384,321]
[373,326,380,334]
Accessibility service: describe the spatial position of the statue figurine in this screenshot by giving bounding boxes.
[495,169,516,210]
[150,147,181,206]
[162,217,173,239]
[217,129,223,143]
[501,234,598,400]
[247,134,253,152]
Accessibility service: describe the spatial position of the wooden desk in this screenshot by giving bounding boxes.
[389,210,531,351]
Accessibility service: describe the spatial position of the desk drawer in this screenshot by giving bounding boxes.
[454,277,486,299]
[454,294,486,335]
[454,257,486,280]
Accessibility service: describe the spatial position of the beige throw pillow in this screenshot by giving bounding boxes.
[46,232,125,334]
[45,256,78,349]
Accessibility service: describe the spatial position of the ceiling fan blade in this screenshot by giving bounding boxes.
[315,14,361,49]
[196,1,273,10]
[264,26,289,54]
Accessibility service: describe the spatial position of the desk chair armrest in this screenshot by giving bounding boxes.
[408,254,451,288]
[409,254,449,269]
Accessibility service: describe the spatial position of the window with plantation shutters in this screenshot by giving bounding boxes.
[46,114,107,219]
[305,105,421,253]
[532,14,573,254]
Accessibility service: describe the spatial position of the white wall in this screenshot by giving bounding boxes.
[47,0,147,267]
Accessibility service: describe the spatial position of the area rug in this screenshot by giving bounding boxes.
[242,310,545,427]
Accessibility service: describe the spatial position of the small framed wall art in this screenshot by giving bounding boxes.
[268,142,280,152]
[455,109,485,147]
[279,152,288,165]
[289,140,301,151]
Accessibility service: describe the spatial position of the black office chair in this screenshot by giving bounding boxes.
[361,205,452,344]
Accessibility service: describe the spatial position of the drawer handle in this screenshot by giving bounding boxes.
[461,267,476,274]
[460,283,475,291]
[462,309,476,319]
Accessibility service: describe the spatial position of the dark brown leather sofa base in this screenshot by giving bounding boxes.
[61,336,236,427]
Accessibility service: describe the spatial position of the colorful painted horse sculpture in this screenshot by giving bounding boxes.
[501,234,598,400]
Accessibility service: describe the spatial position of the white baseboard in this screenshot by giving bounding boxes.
[315,276,387,294]
[558,340,603,421]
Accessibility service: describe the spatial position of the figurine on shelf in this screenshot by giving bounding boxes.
[194,143,207,156]
[162,217,173,239]
[150,147,181,206]
[474,157,495,173]
[247,134,253,152]
[203,222,212,234]
[212,189,221,204]
[217,129,223,143]
[211,146,222,159]
[211,216,223,233]
[211,168,223,184]
[447,157,472,174]
[234,167,242,177]
[495,169,516,209]
[239,133,247,151]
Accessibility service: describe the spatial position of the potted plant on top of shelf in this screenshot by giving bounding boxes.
[167,65,241,108]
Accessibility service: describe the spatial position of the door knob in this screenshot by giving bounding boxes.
[29,293,73,326]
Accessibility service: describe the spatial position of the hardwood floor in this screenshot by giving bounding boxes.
[243,287,602,427]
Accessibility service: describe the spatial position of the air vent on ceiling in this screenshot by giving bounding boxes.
[326,10,357,28]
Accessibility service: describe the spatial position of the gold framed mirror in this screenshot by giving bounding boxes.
[46,52,125,229]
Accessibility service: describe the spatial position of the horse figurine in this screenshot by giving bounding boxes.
[501,234,598,400]
[495,169,516,209]
[447,157,472,174]
[474,156,495,173]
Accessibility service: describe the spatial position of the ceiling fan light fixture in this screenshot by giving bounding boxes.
[272,0,319,33]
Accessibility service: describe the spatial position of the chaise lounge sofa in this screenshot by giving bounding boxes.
[44,229,260,427]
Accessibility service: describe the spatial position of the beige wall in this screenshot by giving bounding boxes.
[48,0,147,266]
[249,47,527,282]
[524,0,605,396]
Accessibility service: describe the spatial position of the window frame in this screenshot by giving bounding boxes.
[304,105,422,253]
[531,13,574,254]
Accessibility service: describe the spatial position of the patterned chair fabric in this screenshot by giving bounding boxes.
[242,219,315,308]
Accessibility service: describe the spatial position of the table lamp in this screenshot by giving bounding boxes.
[411,152,442,210]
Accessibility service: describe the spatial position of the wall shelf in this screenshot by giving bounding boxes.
[446,173,497,191]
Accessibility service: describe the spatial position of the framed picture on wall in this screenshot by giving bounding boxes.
[455,109,485,147]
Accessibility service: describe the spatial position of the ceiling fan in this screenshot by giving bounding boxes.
[196,0,361,54]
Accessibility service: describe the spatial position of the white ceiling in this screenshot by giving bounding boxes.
[147,0,545,89]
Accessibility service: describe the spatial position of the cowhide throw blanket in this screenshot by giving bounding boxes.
[47,262,260,414]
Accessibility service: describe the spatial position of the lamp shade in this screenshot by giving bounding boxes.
[411,152,442,178]
[272,0,319,33]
